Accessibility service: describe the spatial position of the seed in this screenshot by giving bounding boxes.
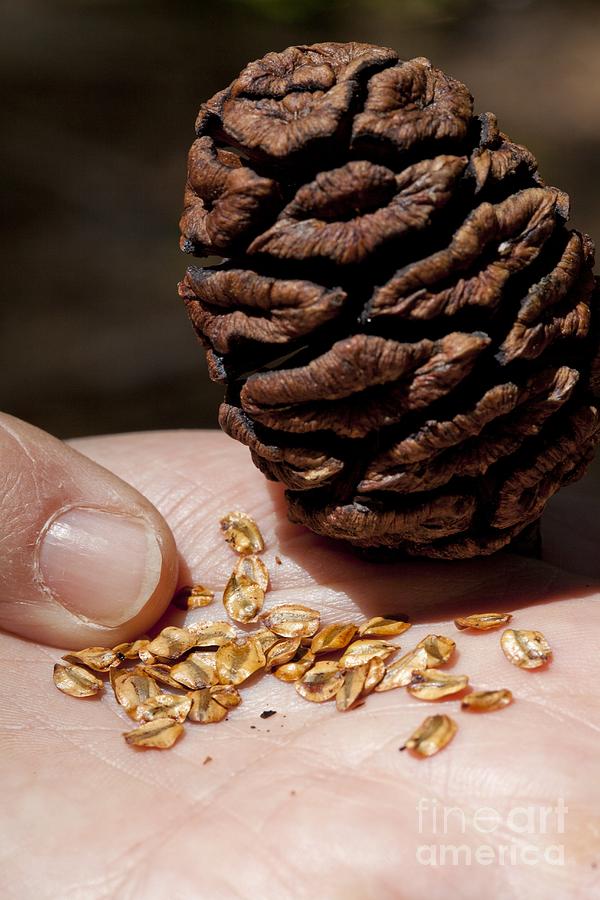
[339,639,397,669]
[113,639,154,664]
[454,612,513,631]
[171,651,219,690]
[358,616,411,639]
[148,626,196,660]
[295,661,344,703]
[223,571,265,623]
[62,647,120,672]
[265,637,301,669]
[111,667,161,711]
[216,637,266,685]
[137,664,182,690]
[401,715,457,758]
[234,555,269,591]
[186,620,237,648]
[220,510,265,555]
[363,656,386,694]
[461,689,513,712]
[500,629,552,669]
[123,717,184,749]
[253,628,283,655]
[173,584,215,610]
[374,647,430,692]
[416,634,456,666]
[407,669,469,700]
[310,623,357,654]
[53,663,103,698]
[273,647,315,682]
[261,604,320,638]
[336,665,368,711]
[187,689,229,724]
[210,684,242,709]
[131,693,192,724]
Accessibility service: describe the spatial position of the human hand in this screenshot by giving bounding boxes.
[1,415,599,898]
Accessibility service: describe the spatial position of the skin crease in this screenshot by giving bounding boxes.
[1,430,599,899]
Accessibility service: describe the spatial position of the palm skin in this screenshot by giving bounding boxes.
[2,431,599,899]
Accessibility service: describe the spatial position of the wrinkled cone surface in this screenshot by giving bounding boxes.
[179,42,600,559]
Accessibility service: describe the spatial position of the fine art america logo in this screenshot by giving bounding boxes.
[416,798,567,866]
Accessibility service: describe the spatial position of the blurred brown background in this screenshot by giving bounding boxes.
[1,0,599,439]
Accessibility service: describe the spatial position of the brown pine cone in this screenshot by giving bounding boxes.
[178,42,600,559]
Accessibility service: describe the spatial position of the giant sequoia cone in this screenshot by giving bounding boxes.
[178,42,600,559]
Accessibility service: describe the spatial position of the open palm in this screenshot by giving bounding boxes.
[2,431,599,899]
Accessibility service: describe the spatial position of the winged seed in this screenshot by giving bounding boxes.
[223,571,265,623]
[358,616,411,638]
[220,510,265,555]
[310,623,357,654]
[295,661,344,702]
[339,639,397,668]
[454,612,512,631]
[461,689,513,712]
[173,584,215,609]
[407,669,469,700]
[123,717,184,749]
[62,647,119,672]
[53,663,103,698]
[261,604,320,638]
[216,638,266,685]
[374,646,430,692]
[500,629,552,668]
[401,715,457,757]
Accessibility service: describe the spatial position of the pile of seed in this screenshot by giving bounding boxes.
[52,511,552,757]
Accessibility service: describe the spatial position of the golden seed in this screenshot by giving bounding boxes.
[295,661,344,703]
[113,639,154,664]
[261,604,320,639]
[123,717,184,749]
[461,689,513,712]
[273,647,315,682]
[171,651,219,690]
[416,634,456,666]
[147,626,196,660]
[339,639,397,669]
[173,584,215,610]
[336,665,368,711]
[216,637,266,685]
[500,629,552,669]
[358,616,411,639]
[62,647,119,672]
[310,623,357,654]
[131,693,192,724]
[374,647,430,692]
[186,620,237,648]
[234,555,269,592]
[53,663,103,698]
[407,669,469,700]
[454,612,513,631]
[111,667,161,711]
[210,684,242,709]
[265,637,301,670]
[363,656,386,694]
[137,663,182,690]
[187,689,229,724]
[220,510,265,555]
[401,715,457,757]
[223,571,265,624]
[253,628,283,655]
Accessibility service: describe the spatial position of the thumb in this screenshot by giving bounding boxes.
[0,413,178,648]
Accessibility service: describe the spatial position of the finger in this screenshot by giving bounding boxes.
[0,413,178,647]
[71,430,592,624]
